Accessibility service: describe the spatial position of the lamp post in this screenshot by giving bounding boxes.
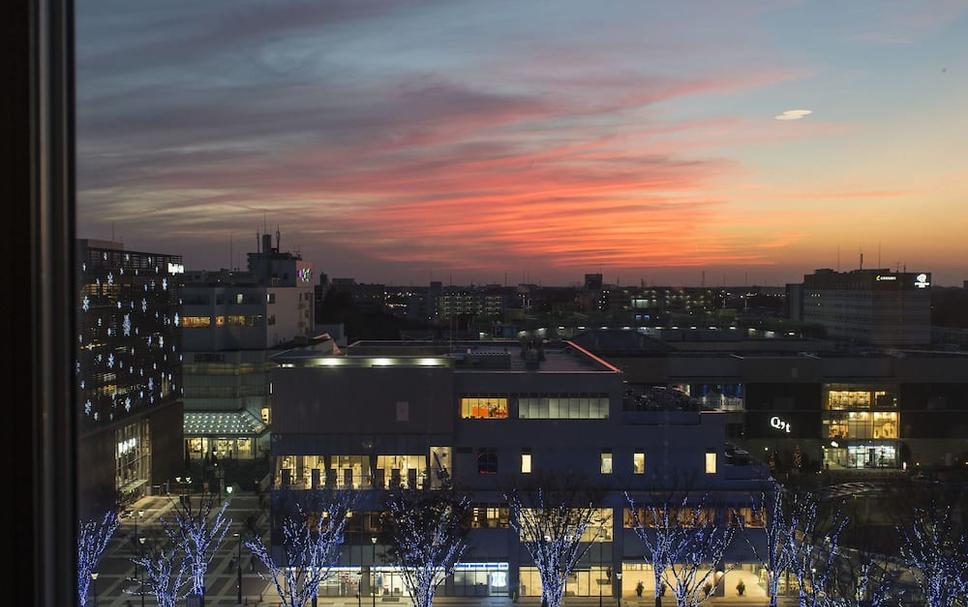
[234,531,243,605]
[615,572,622,607]
[139,537,146,607]
[371,536,378,607]
[90,572,99,607]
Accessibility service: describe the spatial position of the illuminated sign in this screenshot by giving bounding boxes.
[770,416,791,433]
[915,273,930,289]
[298,267,312,283]
[167,262,185,274]
[454,562,509,570]
[874,274,896,281]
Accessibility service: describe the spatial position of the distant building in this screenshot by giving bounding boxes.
[179,232,314,478]
[792,268,931,345]
[76,239,183,514]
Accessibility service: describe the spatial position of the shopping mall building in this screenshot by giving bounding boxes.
[571,328,968,474]
[268,339,773,600]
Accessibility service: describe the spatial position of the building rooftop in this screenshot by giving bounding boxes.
[272,339,621,373]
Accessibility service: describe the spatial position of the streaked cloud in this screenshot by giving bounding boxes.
[774,109,812,121]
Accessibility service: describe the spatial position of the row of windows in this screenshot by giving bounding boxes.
[181,314,265,328]
[460,395,610,420]
[480,449,716,476]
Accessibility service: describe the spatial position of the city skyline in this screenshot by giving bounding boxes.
[77,0,968,285]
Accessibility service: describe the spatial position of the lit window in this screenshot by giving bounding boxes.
[633,452,645,474]
[461,397,508,419]
[181,316,211,328]
[260,407,270,424]
[600,450,613,474]
[705,451,717,474]
[521,450,532,474]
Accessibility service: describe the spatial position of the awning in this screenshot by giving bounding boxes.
[183,410,268,437]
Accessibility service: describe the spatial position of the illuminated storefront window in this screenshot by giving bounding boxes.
[468,506,510,528]
[824,443,898,469]
[823,411,898,439]
[328,455,371,489]
[705,451,717,474]
[376,455,426,488]
[600,450,613,474]
[116,419,151,502]
[824,384,897,410]
[460,397,508,419]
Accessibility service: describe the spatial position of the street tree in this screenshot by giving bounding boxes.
[897,502,968,607]
[383,484,471,607]
[626,493,737,607]
[77,510,120,607]
[246,489,353,607]
[507,472,604,607]
[166,495,231,604]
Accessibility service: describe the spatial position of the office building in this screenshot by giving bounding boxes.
[791,268,932,345]
[76,239,183,514]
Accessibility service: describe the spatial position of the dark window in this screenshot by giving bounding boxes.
[477,448,498,475]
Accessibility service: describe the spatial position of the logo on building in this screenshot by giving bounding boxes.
[117,437,138,455]
[874,274,896,281]
[298,267,312,283]
[167,262,185,274]
[770,416,791,433]
[914,273,930,289]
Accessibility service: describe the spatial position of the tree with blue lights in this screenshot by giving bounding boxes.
[167,495,231,605]
[130,536,190,607]
[897,502,968,607]
[826,551,898,607]
[783,491,847,607]
[626,493,737,607]
[246,490,353,607]
[384,483,470,607]
[77,510,120,607]
[507,472,603,607]
[747,485,792,607]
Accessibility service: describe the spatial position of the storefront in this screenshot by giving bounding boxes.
[183,410,267,462]
[452,562,509,596]
[519,566,611,598]
[823,441,898,469]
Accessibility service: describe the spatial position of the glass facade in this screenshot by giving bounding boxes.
[822,383,901,469]
[115,419,151,502]
[519,566,611,598]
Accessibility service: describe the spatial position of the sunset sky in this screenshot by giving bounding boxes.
[77,0,968,286]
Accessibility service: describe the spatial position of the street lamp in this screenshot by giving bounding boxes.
[90,572,99,607]
[138,538,147,607]
[234,532,243,605]
[371,536,378,607]
[615,572,622,607]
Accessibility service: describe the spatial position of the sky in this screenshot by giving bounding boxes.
[77,0,968,286]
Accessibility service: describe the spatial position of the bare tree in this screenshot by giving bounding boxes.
[246,489,353,607]
[77,510,120,607]
[130,536,190,607]
[897,501,968,607]
[826,550,898,607]
[507,472,604,607]
[383,484,471,607]
[747,484,792,607]
[626,493,737,607]
[166,495,231,603]
[783,490,847,607]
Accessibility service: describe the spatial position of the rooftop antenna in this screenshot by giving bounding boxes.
[256,231,260,254]
[859,250,864,270]
[837,246,841,271]
[275,225,281,251]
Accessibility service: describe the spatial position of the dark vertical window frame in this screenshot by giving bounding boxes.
[15,0,78,604]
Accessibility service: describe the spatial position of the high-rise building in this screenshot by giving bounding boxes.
[76,239,184,514]
[792,268,931,345]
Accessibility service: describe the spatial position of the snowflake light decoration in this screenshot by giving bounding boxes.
[82,295,90,312]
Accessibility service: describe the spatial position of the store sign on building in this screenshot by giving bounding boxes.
[914,273,930,289]
[770,416,791,433]
[118,437,138,455]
